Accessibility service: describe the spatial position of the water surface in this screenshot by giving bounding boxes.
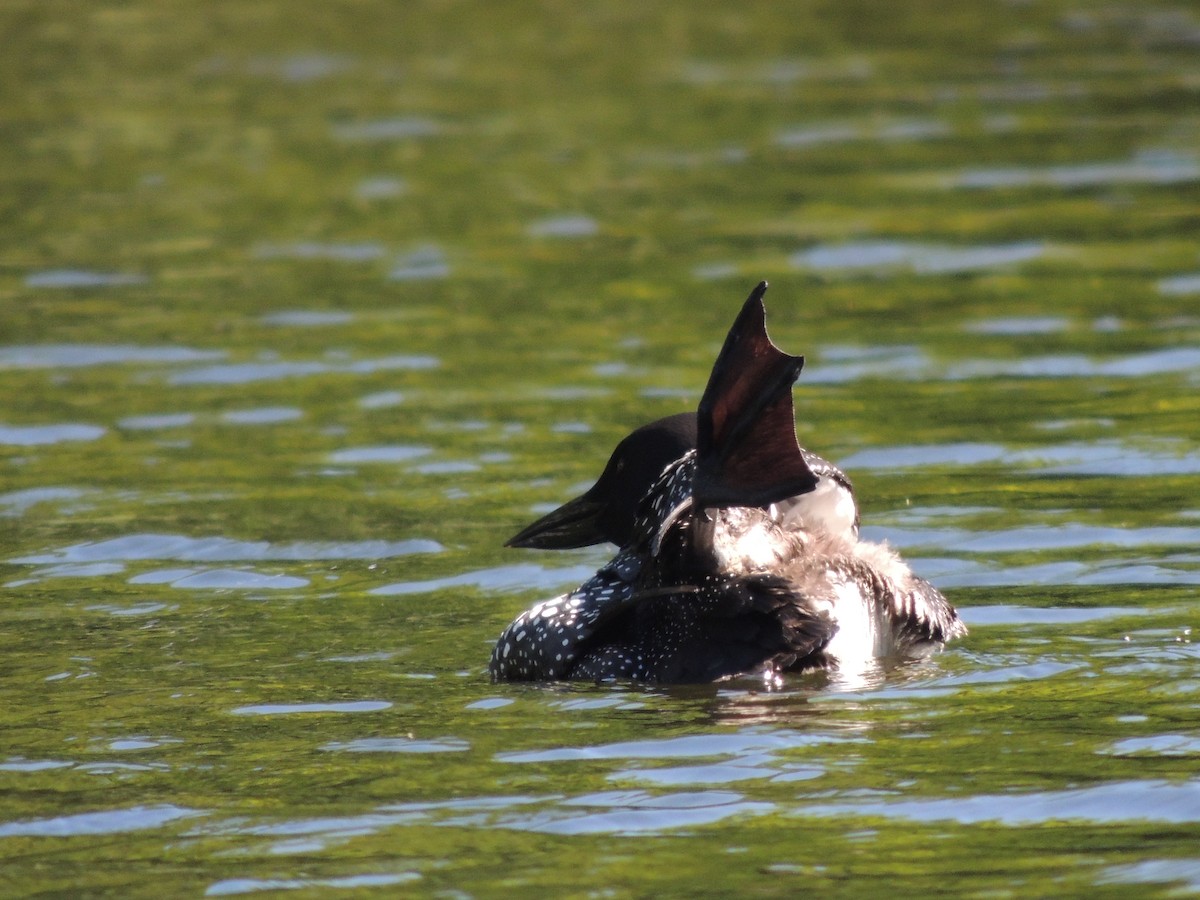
[2,0,1199,895]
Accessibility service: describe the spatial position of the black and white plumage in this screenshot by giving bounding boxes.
[490,282,965,684]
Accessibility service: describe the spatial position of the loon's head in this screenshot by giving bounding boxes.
[506,414,859,550]
[506,412,697,549]
[507,282,860,551]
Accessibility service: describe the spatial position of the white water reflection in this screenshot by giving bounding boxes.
[527,215,598,238]
[0,423,106,445]
[170,354,438,385]
[220,407,303,425]
[498,729,856,764]
[1158,273,1200,296]
[13,533,443,565]
[793,342,1200,384]
[498,789,774,836]
[1105,734,1200,756]
[962,605,1150,627]
[803,777,1200,824]
[911,557,1200,588]
[231,701,392,716]
[357,390,405,409]
[354,176,407,200]
[118,413,197,430]
[321,737,470,753]
[388,245,449,281]
[776,118,948,148]
[253,242,385,262]
[945,346,1200,380]
[841,438,1200,475]
[331,117,439,141]
[874,522,1200,553]
[128,568,309,589]
[802,345,931,384]
[328,445,430,464]
[24,270,147,289]
[207,873,420,897]
[0,345,225,369]
[371,562,597,596]
[946,151,1200,189]
[964,317,1070,335]
[792,240,1044,274]
[0,804,202,837]
[261,310,355,326]
[1100,859,1200,893]
[0,487,89,517]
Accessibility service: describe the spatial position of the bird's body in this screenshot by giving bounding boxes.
[490,282,965,684]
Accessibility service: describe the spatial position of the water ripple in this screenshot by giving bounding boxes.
[206,873,420,897]
[253,242,386,262]
[261,310,355,327]
[1104,734,1200,757]
[371,562,597,596]
[170,354,438,385]
[0,423,106,445]
[220,407,303,425]
[1158,273,1200,296]
[24,269,147,289]
[230,701,392,716]
[13,533,443,565]
[803,778,1200,824]
[527,215,599,238]
[328,445,430,464]
[0,487,89,517]
[320,737,470,754]
[0,804,203,837]
[128,569,309,590]
[118,413,197,430]
[497,789,774,835]
[843,439,1200,474]
[792,240,1044,275]
[332,117,439,141]
[947,151,1200,189]
[496,729,859,764]
[0,344,225,369]
[388,245,449,281]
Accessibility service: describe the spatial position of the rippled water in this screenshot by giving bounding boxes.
[3,0,1199,895]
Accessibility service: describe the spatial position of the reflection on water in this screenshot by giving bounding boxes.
[803,778,1200,825]
[791,239,1045,274]
[24,270,147,289]
[946,151,1200,189]
[841,438,1200,475]
[388,245,449,281]
[0,805,203,838]
[14,533,443,564]
[776,118,950,148]
[1159,273,1200,295]
[331,116,440,141]
[0,344,225,368]
[170,353,438,385]
[527,214,599,238]
[253,242,386,262]
[0,423,106,445]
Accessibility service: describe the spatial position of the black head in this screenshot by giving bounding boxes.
[505,412,697,549]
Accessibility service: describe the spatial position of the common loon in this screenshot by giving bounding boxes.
[490,282,965,684]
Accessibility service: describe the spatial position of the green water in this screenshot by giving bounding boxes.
[3,0,1200,895]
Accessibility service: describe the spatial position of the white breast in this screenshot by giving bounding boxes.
[773,476,858,541]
